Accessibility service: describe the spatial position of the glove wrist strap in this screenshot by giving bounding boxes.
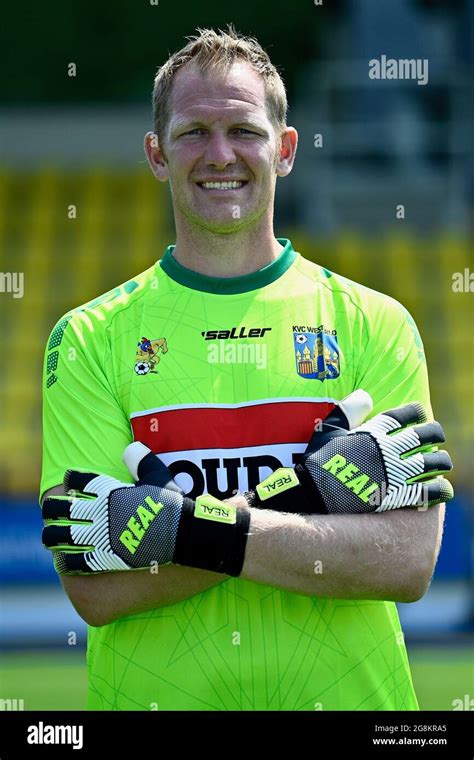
[244,467,324,514]
[174,496,251,577]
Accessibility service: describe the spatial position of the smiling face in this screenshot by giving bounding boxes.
[146,60,295,234]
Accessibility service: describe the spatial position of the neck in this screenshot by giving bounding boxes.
[171,218,284,278]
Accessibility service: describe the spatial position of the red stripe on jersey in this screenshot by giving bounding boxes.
[131,400,335,453]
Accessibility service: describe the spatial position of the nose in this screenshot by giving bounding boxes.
[203,132,237,168]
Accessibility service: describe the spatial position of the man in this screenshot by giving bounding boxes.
[40,26,452,711]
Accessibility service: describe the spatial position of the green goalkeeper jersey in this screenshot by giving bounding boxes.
[41,238,429,711]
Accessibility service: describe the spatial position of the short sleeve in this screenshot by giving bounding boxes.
[353,295,433,421]
[40,311,133,501]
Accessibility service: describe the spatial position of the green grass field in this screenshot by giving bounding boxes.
[0,651,88,710]
[0,647,472,710]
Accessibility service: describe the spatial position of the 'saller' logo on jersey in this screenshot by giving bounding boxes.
[134,337,168,376]
[293,325,340,381]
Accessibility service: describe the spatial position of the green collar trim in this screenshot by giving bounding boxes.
[159,238,297,294]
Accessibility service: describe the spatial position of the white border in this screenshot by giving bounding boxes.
[130,396,336,419]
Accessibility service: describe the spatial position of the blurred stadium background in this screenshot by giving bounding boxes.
[1,0,473,710]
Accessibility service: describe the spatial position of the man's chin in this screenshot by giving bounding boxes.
[185,213,254,235]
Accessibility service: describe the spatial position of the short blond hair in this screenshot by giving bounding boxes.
[152,24,288,144]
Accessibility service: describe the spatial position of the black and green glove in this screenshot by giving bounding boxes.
[42,444,250,576]
[242,391,453,514]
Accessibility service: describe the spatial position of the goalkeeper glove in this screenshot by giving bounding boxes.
[41,445,250,576]
[242,394,453,514]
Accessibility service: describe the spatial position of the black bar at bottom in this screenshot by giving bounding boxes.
[0,710,472,757]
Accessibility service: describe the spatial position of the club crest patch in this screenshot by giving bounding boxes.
[134,336,168,375]
[293,326,340,380]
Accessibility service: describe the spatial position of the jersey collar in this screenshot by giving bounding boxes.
[159,238,297,294]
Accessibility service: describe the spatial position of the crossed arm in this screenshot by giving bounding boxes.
[43,484,445,628]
